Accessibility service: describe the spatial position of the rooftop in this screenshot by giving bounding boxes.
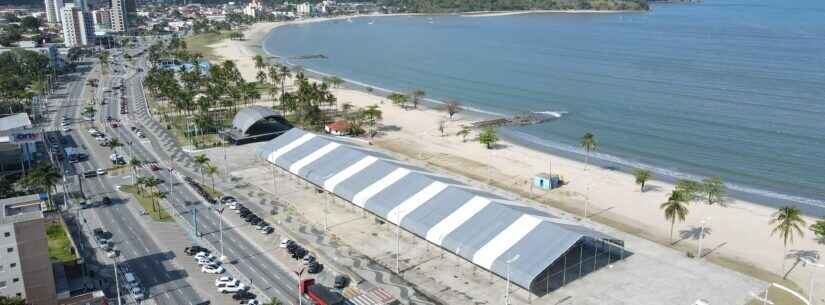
[0,193,47,225]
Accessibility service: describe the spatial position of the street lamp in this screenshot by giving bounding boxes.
[697,217,711,259]
[217,207,227,262]
[505,254,520,305]
[800,256,824,304]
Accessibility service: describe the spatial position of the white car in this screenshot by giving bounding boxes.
[62,126,71,132]
[279,239,292,248]
[201,264,225,274]
[215,277,237,287]
[88,128,98,134]
[218,284,248,293]
[196,258,218,266]
[96,168,106,175]
[247,300,260,305]
[194,252,216,261]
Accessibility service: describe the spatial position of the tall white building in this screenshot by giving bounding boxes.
[61,4,95,47]
[296,2,312,16]
[243,0,262,17]
[110,0,127,32]
[44,0,58,24]
[92,8,112,30]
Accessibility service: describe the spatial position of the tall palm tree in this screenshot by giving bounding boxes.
[362,105,382,144]
[633,169,652,192]
[660,191,689,243]
[580,132,598,168]
[205,164,218,192]
[108,138,123,156]
[143,176,162,213]
[770,206,806,277]
[17,163,61,209]
[193,154,210,184]
[253,54,266,71]
[128,158,141,185]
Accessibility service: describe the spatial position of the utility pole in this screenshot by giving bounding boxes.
[218,207,226,262]
[114,257,122,305]
[395,207,404,275]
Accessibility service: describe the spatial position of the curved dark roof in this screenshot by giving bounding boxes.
[232,106,284,136]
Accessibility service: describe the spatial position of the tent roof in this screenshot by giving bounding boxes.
[231,106,284,136]
[256,128,617,288]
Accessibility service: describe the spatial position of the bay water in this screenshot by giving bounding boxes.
[263,0,825,215]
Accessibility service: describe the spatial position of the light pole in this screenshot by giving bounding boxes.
[505,254,520,305]
[218,207,226,262]
[800,256,824,304]
[697,217,711,259]
[395,207,404,275]
[114,257,122,305]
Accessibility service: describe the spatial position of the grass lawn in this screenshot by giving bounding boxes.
[46,220,76,262]
[120,184,172,222]
[183,31,231,61]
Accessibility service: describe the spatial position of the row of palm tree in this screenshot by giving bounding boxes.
[193,154,219,191]
[135,176,165,218]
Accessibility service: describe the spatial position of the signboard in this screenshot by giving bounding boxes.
[9,132,41,144]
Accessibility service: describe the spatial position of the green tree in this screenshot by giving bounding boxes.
[444,101,462,119]
[411,89,425,109]
[128,158,141,185]
[580,132,598,167]
[660,190,689,243]
[16,162,61,209]
[387,93,408,109]
[810,219,825,241]
[770,206,806,277]
[633,169,652,192]
[701,176,726,205]
[456,126,471,142]
[362,105,382,144]
[675,179,702,202]
[107,138,123,156]
[205,164,218,192]
[193,154,210,184]
[142,176,163,214]
[253,54,266,71]
[478,127,499,149]
[20,16,41,31]
[0,296,26,305]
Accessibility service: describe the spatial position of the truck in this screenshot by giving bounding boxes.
[299,279,344,305]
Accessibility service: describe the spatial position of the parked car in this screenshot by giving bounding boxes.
[249,218,262,225]
[195,252,216,261]
[196,258,216,266]
[101,196,112,205]
[220,196,238,204]
[202,264,225,274]
[302,255,316,265]
[279,239,294,248]
[307,261,321,274]
[255,222,268,230]
[261,226,273,234]
[232,291,256,301]
[185,246,209,256]
[96,168,106,175]
[148,163,160,171]
[215,277,238,287]
[218,284,248,293]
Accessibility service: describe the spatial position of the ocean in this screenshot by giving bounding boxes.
[262,0,825,216]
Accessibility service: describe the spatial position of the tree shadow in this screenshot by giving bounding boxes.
[379,125,401,132]
[642,185,664,193]
[783,249,820,279]
[675,225,713,245]
[817,236,825,245]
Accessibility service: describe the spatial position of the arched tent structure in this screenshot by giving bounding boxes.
[220,106,292,144]
[256,128,629,296]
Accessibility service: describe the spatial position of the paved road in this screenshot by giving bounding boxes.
[116,50,302,305]
[51,56,206,305]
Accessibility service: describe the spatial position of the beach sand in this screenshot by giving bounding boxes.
[209,20,825,301]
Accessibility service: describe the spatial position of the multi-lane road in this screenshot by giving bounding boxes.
[51,42,306,305]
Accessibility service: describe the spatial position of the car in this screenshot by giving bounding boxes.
[246,300,260,305]
[215,277,238,287]
[255,222,269,230]
[261,226,273,234]
[196,258,216,266]
[107,249,119,258]
[148,163,160,171]
[101,196,112,205]
[249,218,262,225]
[195,252,216,261]
[96,168,106,175]
[230,203,242,210]
[220,196,237,204]
[232,291,256,301]
[201,264,225,274]
[279,239,294,248]
[218,284,248,293]
[130,287,145,300]
[307,261,321,274]
[61,121,71,126]
[334,275,349,289]
[302,255,316,265]
[239,210,251,217]
[62,126,71,132]
[111,122,119,128]
[185,246,208,255]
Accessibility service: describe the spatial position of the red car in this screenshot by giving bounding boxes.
[149,163,160,171]
[111,122,119,128]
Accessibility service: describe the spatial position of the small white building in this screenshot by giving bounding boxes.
[296,2,312,16]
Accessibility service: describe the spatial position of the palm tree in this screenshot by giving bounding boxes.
[660,191,689,243]
[580,132,598,168]
[361,105,382,144]
[108,138,123,156]
[143,176,162,213]
[253,54,266,71]
[205,164,218,191]
[411,89,425,109]
[128,158,141,185]
[457,126,471,142]
[770,206,806,277]
[193,154,210,184]
[24,163,61,209]
[633,169,652,192]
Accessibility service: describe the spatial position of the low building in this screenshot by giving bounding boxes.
[0,116,48,178]
[324,119,350,136]
[220,106,292,145]
[0,194,58,305]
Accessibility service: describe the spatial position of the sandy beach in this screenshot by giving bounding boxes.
[209,19,825,301]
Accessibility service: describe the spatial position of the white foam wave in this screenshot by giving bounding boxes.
[535,111,568,118]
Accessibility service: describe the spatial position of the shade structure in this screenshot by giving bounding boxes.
[256,128,625,291]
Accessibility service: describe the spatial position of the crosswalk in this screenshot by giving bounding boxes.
[343,286,396,305]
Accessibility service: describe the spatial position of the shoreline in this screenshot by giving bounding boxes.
[209,17,824,298]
